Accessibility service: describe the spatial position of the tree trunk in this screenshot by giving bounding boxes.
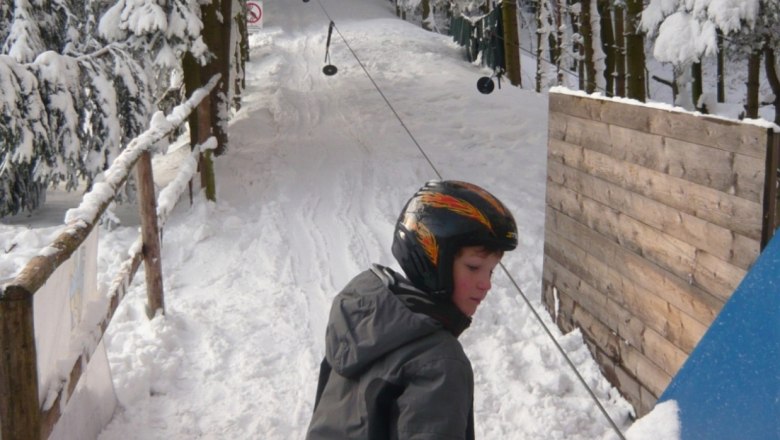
[614,2,626,97]
[421,0,431,31]
[692,61,704,112]
[197,93,216,201]
[546,1,558,70]
[580,0,596,93]
[211,0,232,156]
[625,0,645,101]
[745,49,761,118]
[536,0,545,92]
[187,0,219,200]
[568,0,580,72]
[598,0,615,96]
[235,1,249,111]
[502,0,522,87]
[764,42,780,124]
[548,16,557,67]
[554,0,565,85]
[717,29,725,103]
[183,52,203,151]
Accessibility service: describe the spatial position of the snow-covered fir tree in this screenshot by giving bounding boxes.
[641,0,780,119]
[0,0,206,218]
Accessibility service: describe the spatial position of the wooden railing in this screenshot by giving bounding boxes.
[0,74,221,439]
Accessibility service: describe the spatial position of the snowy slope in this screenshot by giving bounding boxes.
[89,0,649,438]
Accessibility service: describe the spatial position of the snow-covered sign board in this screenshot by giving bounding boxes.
[32,229,117,439]
[247,1,263,31]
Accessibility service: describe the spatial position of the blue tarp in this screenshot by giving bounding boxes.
[657,233,780,439]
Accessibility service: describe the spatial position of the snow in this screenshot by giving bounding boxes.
[157,136,216,225]
[642,0,764,66]
[550,84,780,129]
[624,400,681,440]
[0,0,683,438]
[653,11,716,64]
[62,80,216,226]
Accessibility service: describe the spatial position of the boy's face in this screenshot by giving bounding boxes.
[451,246,503,316]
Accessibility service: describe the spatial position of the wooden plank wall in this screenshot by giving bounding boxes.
[541,91,776,417]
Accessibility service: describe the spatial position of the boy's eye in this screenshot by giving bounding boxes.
[466,265,480,271]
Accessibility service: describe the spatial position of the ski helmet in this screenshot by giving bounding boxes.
[391,180,518,299]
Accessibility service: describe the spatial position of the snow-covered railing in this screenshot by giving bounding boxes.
[0,74,221,440]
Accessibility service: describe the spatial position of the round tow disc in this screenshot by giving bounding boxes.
[477,76,495,94]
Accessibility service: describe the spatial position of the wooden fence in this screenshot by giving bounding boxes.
[449,9,504,70]
[541,90,780,417]
[0,75,221,439]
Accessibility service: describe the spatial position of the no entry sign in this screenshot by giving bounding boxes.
[247,1,263,29]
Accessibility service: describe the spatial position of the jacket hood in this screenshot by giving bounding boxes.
[324,266,441,378]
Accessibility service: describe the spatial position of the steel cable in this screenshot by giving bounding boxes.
[306,2,628,438]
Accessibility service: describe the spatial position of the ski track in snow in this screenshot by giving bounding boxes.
[98,1,636,438]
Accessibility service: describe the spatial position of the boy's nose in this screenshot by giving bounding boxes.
[477,276,492,291]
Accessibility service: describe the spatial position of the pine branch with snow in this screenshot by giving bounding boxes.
[0,0,206,217]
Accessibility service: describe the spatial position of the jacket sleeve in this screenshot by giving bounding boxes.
[395,357,474,439]
[312,357,332,413]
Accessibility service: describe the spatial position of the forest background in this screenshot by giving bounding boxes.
[1,0,779,216]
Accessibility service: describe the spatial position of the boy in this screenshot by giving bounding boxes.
[306,180,518,439]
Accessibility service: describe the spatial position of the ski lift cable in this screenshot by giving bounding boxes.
[311,0,444,180]
[308,2,627,438]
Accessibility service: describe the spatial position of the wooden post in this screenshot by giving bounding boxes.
[213,0,232,156]
[0,286,41,439]
[501,0,522,87]
[762,130,780,249]
[137,151,165,319]
[197,94,217,202]
[200,150,217,201]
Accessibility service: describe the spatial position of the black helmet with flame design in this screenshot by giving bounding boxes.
[391,180,518,299]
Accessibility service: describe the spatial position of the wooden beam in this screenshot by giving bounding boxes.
[546,179,748,302]
[546,158,760,270]
[549,279,673,398]
[137,151,165,318]
[544,232,708,353]
[545,206,723,325]
[548,137,764,240]
[549,111,766,203]
[0,286,41,440]
[549,93,769,159]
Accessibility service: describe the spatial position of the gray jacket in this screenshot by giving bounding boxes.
[306,265,475,440]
